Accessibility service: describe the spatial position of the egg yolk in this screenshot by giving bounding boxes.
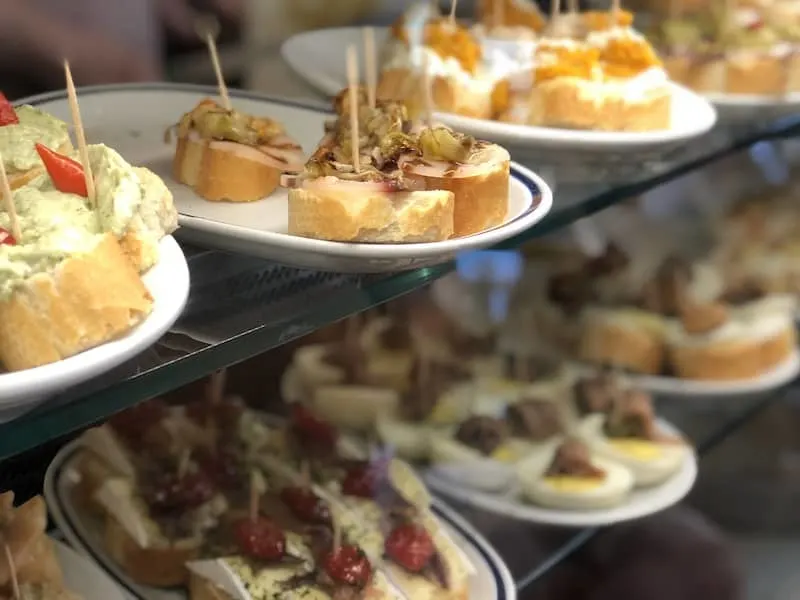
[427,400,461,425]
[542,476,605,492]
[490,445,519,463]
[609,439,663,460]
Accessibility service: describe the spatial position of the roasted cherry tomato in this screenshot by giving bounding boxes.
[0,228,16,246]
[0,93,18,126]
[233,517,286,561]
[323,545,372,587]
[384,523,435,573]
[147,471,215,513]
[35,143,88,197]
[290,405,338,453]
[108,399,168,441]
[197,447,241,488]
[280,486,330,525]
[341,464,376,499]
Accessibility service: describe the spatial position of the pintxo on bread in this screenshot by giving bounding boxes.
[0,87,177,373]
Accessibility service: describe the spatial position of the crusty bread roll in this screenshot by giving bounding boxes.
[664,52,800,95]
[401,143,510,237]
[173,132,282,203]
[0,233,153,372]
[579,308,667,375]
[288,179,454,242]
[519,75,672,131]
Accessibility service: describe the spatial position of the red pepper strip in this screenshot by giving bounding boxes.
[0,93,18,126]
[35,144,88,197]
[0,228,16,246]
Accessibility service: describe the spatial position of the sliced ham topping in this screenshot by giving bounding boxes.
[506,399,562,441]
[546,439,605,479]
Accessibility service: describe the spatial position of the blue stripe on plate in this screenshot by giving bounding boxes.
[50,443,510,600]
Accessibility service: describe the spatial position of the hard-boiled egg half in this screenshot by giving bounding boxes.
[375,413,437,461]
[428,417,535,492]
[517,438,633,510]
[577,413,688,487]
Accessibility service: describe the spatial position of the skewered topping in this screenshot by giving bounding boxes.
[597,34,663,78]
[604,389,665,440]
[417,127,489,164]
[721,280,764,306]
[546,439,605,478]
[35,144,88,197]
[322,545,372,587]
[0,229,16,246]
[504,354,561,382]
[403,360,469,422]
[379,320,412,351]
[341,464,377,499]
[290,405,339,455]
[233,516,286,561]
[547,269,594,313]
[197,447,243,488]
[454,416,508,456]
[384,523,435,573]
[640,256,691,317]
[587,243,630,276]
[679,301,729,335]
[0,94,19,127]
[506,399,562,441]
[144,470,216,513]
[574,373,618,416]
[175,98,287,145]
[534,44,600,83]
[390,17,482,74]
[279,487,331,525]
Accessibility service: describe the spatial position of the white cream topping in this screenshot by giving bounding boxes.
[384,43,497,93]
[667,302,794,346]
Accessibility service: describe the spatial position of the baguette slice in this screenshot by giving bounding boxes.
[0,233,153,371]
[288,178,454,243]
[400,142,510,237]
[520,75,672,131]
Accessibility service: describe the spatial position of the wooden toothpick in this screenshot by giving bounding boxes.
[0,155,21,243]
[550,0,561,21]
[610,0,621,26]
[364,28,377,110]
[177,448,192,480]
[345,46,361,173]
[197,16,231,111]
[449,0,459,24]
[208,369,227,405]
[249,470,260,523]
[332,513,342,551]
[567,0,578,15]
[493,0,505,28]
[3,544,19,600]
[421,54,434,128]
[64,61,96,208]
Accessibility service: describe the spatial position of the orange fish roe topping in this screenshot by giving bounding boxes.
[600,37,662,78]
[534,45,600,82]
[490,79,511,118]
[582,10,634,32]
[391,18,481,74]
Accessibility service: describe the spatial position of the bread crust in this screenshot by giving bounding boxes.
[0,233,153,372]
[173,134,281,202]
[405,153,509,237]
[378,68,494,120]
[103,515,200,587]
[664,52,800,95]
[521,76,672,131]
[288,185,454,243]
[668,325,796,380]
[579,310,666,375]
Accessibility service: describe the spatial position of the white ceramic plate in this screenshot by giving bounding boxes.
[619,350,800,400]
[0,236,188,414]
[281,26,718,154]
[45,440,517,600]
[53,538,128,600]
[706,91,800,123]
[21,84,552,273]
[424,420,698,527]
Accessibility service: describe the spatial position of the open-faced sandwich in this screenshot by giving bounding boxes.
[171,98,305,202]
[0,111,177,371]
[0,491,82,599]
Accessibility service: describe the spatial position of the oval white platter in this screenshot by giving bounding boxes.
[705,90,800,123]
[20,83,552,274]
[45,439,517,600]
[0,236,189,414]
[281,26,718,154]
[53,537,128,600]
[424,420,698,528]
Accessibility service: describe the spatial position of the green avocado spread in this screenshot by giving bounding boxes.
[0,143,173,301]
[0,105,71,173]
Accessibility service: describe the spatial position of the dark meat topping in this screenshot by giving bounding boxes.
[639,256,692,317]
[604,389,660,440]
[402,360,470,422]
[454,416,508,456]
[574,373,619,416]
[586,243,630,277]
[380,321,412,351]
[546,439,605,478]
[721,280,765,305]
[506,399,563,441]
[547,269,594,313]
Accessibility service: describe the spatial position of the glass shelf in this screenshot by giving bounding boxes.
[0,114,799,461]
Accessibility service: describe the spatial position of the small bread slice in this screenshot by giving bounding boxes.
[288,180,454,243]
[0,233,153,372]
[525,76,672,131]
[401,143,510,237]
[173,132,281,203]
[664,53,800,95]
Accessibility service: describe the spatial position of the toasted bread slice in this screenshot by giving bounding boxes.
[0,233,153,372]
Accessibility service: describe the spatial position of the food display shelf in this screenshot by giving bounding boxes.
[0,116,799,462]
